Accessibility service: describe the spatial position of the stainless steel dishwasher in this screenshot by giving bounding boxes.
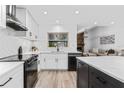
[68,53,82,71]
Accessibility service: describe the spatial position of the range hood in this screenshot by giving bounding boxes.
[6,5,28,31]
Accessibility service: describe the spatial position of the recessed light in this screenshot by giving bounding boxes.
[75,10,79,14]
[94,21,98,25]
[111,21,115,24]
[43,11,47,15]
[56,20,60,24]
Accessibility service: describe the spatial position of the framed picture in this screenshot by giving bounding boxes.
[100,35,115,44]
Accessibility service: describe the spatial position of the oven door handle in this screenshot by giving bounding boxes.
[27,60,37,66]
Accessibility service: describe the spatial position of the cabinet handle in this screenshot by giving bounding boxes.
[44,58,46,62]
[55,58,58,62]
[0,77,12,87]
[96,76,106,84]
[55,58,57,62]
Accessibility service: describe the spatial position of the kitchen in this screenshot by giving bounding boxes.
[1,5,124,88]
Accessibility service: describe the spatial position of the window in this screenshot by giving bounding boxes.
[48,32,68,47]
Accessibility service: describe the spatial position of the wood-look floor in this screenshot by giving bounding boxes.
[35,71,77,88]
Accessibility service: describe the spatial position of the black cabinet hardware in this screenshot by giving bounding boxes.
[77,60,124,88]
[0,77,12,87]
[96,77,106,84]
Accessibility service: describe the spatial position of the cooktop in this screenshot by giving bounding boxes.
[0,54,38,62]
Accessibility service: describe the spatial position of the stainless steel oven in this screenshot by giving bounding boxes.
[24,55,38,88]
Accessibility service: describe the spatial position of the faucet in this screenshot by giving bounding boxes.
[56,43,59,52]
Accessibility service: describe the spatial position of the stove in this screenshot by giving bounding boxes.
[0,54,37,62]
[0,54,38,88]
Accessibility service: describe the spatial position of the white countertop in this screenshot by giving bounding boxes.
[24,51,82,54]
[67,51,82,53]
[24,51,42,55]
[46,51,82,53]
[76,56,124,83]
[0,62,24,77]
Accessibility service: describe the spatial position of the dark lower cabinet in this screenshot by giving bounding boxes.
[77,60,124,88]
[77,60,88,88]
[89,66,124,88]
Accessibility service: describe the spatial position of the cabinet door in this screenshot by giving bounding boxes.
[0,5,6,28]
[57,54,68,70]
[46,54,57,69]
[26,10,32,39]
[77,60,88,88]
[26,11,37,40]
[89,66,124,88]
[0,64,23,88]
[40,54,47,69]
[40,54,57,70]
[33,21,39,40]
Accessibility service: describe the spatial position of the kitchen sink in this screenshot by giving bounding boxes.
[51,51,65,53]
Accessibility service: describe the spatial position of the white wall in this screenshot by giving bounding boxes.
[84,25,124,51]
[39,24,77,51]
[0,27,32,58]
[27,5,124,52]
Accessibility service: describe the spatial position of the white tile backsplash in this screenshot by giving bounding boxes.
[0,27,32,58]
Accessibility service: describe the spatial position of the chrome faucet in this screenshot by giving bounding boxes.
[56,43,60,52]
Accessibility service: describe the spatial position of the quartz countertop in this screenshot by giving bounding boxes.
[67,51,82,53]
[24,51,41,55]
[76,56,124,83]
[24,51,82,54]
[0,62,24,77]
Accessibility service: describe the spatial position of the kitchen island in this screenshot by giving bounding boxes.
[76,56,124,88]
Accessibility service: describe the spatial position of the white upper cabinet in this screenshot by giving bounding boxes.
[27,12,39,40]
[0,5,6,29]
[15,7,39,40]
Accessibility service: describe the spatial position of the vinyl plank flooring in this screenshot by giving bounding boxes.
[35,71,77,88]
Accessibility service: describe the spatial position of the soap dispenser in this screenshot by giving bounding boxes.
[18,46,23,60]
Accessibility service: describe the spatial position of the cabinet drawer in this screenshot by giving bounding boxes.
[57,54,67,60]
[89,66,124,88]
[0,64,23,88]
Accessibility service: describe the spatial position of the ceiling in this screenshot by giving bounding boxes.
[18,5,124,28]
